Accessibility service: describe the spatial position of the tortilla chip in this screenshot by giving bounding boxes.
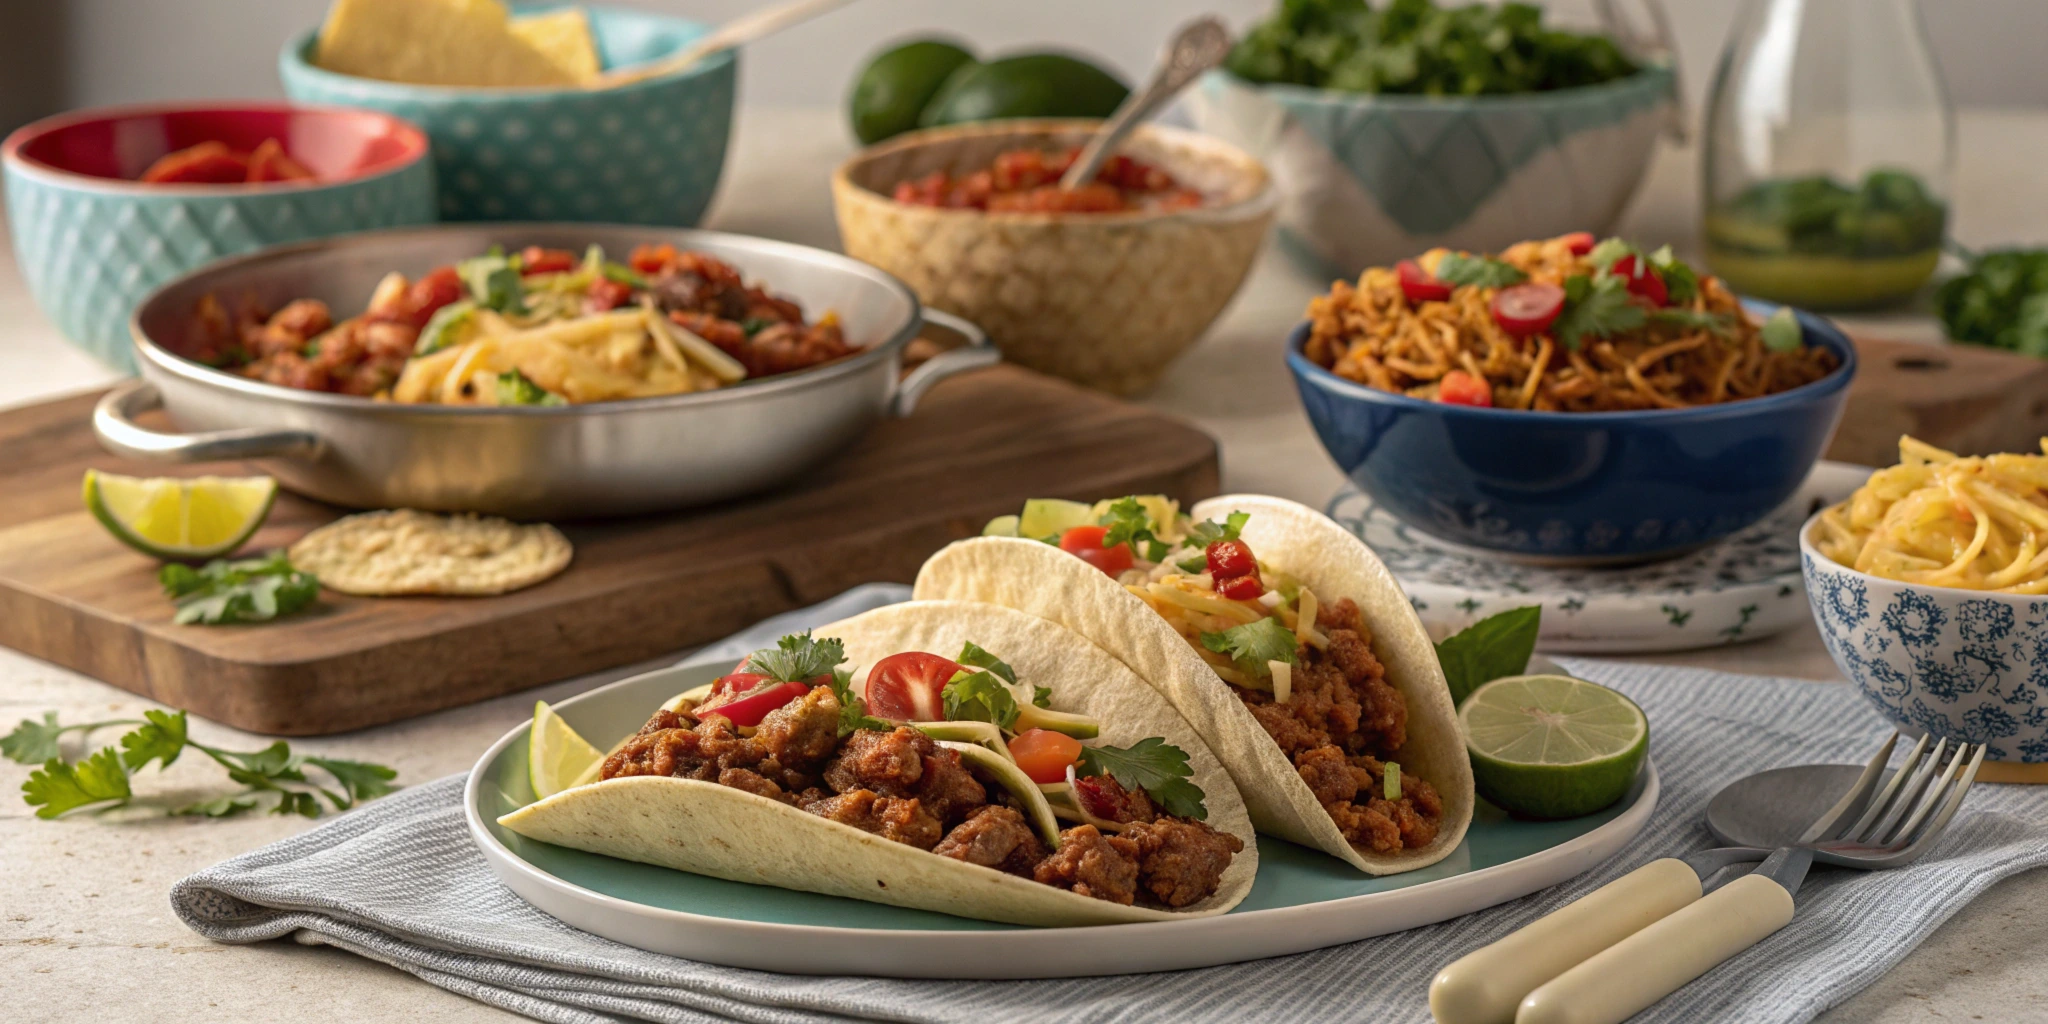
[314,0,580,87]
[913,495,1475,876]
[508,7,602,83]
[499,600,1258,926]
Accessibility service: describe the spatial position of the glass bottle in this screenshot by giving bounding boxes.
[1700,0,1954,309]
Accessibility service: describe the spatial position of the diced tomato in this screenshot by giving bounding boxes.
[139,141,249,185]
[710,671,770,698]
[1560,232,1596,256]
[246,139,315,182]
[1205,539,1258,581]
[586,277,633,312]
[863,651,966,722]
[1059,525,1135,576]
[630,243,681,275]
[697,680,810,728]
[1610,255,1668,307]
[1008,728,1084,784]
[1397,259,1453,303]
[1491,282,1567,337]
[1438,370,1494,407]
[520,247,576,275]
[1216,574,1264,601]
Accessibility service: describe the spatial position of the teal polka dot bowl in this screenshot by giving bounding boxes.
[2,103,435,372]
[279,4,735,225]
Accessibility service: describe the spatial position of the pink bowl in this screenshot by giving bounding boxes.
[3,102,428,189]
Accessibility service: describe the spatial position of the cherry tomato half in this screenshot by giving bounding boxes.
[1009,728,1084,784]
[1491,282,1567,337]
[1216,574,1265,601]
[1206,539,1258,580]
[1560,232,1597,256]
[246,139,315,183]
[520,247,576,275]
[586,277,634,312]
[139,141,249,185]
[1438,370,1494,408]
[1610,254,1668,307]
[1059,525,1135,576]
[697,680,810,728]
[1397,259,1453,303]
[864,651,966,722]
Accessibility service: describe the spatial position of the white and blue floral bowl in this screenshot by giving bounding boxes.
[279,4,734,224]
[1803,518,2048,768]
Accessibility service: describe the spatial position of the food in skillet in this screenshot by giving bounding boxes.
[499,604,1257,926]
[179,242,856,403]
[1814,436,2048,593]
[920,494,1476,875]
[1304,233,1841,411]
[891,147,1204,213]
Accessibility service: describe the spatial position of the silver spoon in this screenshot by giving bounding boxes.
[1058,16,1234,191]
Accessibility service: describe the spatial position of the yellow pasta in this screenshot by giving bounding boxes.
[1815,437,2048,593]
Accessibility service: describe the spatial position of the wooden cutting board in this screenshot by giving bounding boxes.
[1828,335,2048,466]
[0,366,1218,736]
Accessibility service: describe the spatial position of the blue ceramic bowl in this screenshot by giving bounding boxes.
[3,103,435,372]
[279,4,734,225]
[1288,308,1857,564]
[1803,526,2048,765]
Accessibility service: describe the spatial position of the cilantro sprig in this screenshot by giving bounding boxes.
[5,709,396,820]
[1552,274,1646,350]
[1199,616,1299,681]
[1434,253,1527,288]
[1185,511,1250,549]
[456,248,529,316]
[1078,738,1207,820]
[941,670,1020,729]
[746,631,846,683]
[828,669,891,737]
[160,553,320,626]
[1097,497,1171,563]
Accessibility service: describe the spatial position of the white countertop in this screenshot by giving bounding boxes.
[3,106,2044,1023]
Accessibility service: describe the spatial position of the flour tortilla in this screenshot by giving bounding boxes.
[498,600,1257,927]
[913,494,1474,875]
[289,509,571,596]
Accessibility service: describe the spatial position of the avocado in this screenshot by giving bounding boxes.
[849,39,979,145]
[1018,498,1094,540]
[919,53,1131,129]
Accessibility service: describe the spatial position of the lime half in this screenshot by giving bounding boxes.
[1459,674,1648,819]
[529,700,605,800]
[84,470,276,560]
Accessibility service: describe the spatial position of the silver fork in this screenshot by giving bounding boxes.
[1515,735,1988,1024]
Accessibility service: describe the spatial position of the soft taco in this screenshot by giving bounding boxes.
[498,600,1257,926]
[915,494,1475,875]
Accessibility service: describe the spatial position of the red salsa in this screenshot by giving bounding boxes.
[891,147,1204,214]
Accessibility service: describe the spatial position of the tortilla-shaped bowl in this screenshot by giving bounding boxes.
[832,120,1276,396]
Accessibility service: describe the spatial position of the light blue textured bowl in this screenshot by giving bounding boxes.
[1803,526,2048,765]
[279,4,734,225]
[2,103,436,372]
[1189,67,1676,278]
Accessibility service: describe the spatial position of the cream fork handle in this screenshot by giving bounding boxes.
[1430,859,1702,1024]
[1516,873,1796,1024]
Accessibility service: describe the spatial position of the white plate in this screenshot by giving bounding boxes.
[466,660,1658,978]
[1326,461,1874,653]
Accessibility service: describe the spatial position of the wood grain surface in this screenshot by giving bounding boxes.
[0,365,1219,736]
[1828,335,2048,466]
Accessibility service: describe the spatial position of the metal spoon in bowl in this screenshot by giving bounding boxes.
[590,0,862,90]
[1058,16,1235,192]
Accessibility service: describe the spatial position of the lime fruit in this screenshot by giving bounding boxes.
[84,470,277,561]
[849,39,979,144]
[1459,674,1648,819]
[529,700,605,800]
[919,53,1130,129]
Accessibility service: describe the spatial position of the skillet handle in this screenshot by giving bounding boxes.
[891,309,1000,417]
[93,380,324,463]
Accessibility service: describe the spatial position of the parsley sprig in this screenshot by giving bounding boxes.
[828,669,892,737]
[747,631,846,683]
[1199,616,1299,681]
[942,670,1019,729]
[4,710,396,820]
[1097,497,1171,562]
[1434,252,1527,288]
[160,552,319,626]
[1078,738,1207,820]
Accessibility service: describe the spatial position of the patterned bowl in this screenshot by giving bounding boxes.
[831,120,1275,396]
[1287,306,1856,566]
[1188,66,1676,279]
[3,103,434,371]
[278,4,734,225]
[1803,524,2048,771]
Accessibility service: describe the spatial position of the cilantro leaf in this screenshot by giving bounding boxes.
[1761,307,1804,352]
[456,254,528,315]
[305,757,399,806]
[956,641,1016,685]
[829,668,890,737]
[273,791,322,818]
[1435,605,1542,706]
[176,793,260,818]
[414,299,475,356]
[1032,686,1053,709]
[494,368,565,407]
[1553,275,1646,350]
[1433,253,1527,288]
[1199,617,1299,680]
[23,749,132,819]
[941,670,1020,729]
[161,552,319,626]
[1,712,125,765]
[1586,237,1638,272]
[1185,511,1250,549]
[1646,245,1701,305]
[1097,497,1157,550]
[119,710,187,772]
[738,316,775,337]
[747,631,847,683]
[1078,738,1207,820]
[1176,554,1208,574]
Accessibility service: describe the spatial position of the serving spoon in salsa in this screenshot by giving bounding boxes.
[1059,16,1235,193]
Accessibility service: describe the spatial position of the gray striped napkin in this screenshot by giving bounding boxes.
[171,585,2048,1024]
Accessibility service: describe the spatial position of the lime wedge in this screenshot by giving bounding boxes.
[84,470,276,561]
[529,700,605,800]
[1459,674,1648,819]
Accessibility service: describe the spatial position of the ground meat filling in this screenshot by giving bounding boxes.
[1232,597,1445,855]
[596,685,1238,907]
